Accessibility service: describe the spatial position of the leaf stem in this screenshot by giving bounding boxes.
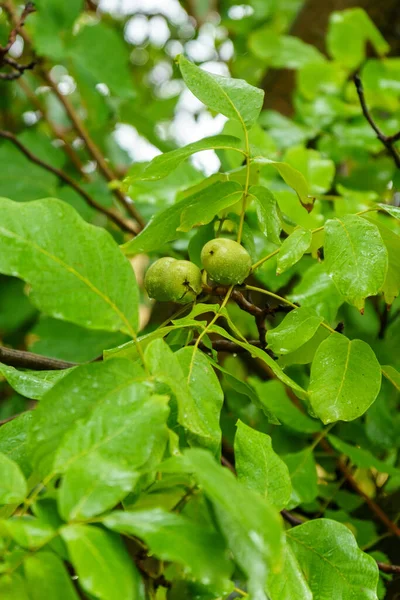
[233,587,248,597]
[236,129,251,244]
[187,285,234,381]
[245,285,336,334]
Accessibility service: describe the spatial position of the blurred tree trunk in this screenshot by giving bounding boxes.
[263,0,400,115]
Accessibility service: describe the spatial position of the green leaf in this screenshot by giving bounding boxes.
[213,363,279,424]
[367,219,400,305]
[249,29,325,69]
[267,544,312,600]
[144,339,208,439]
[287,519,379,599]
[249,379,321,433]
[327,435,400,476]
[104,509,232,592]
[324,216,388,310]
[0,413,33,477]
[377,204,400,220]
[235,420,291,510]
[0,573,30,600]
[125,135,243,182]
[179,55,264,130]
[284,146,335,195]
[382,365,400,391]
[283,449,318,508]
[3,517,55,549]
[27,0,83,60]
[175,448,284,600]
[327,8,389,68]
[68,22,135,98]
[249,185,282,245]
[267,307,323,354]
[179,184,243,233]
[28,317,129,363]
[279,327,330,368]
[58,452,139,521]
[289,262,344,323]
[61,525,144,600]
[29,359,148,476]
[24,552,80,600]
[254,158,312,210]
[122,181,242,255]
[309,334,382,423]
[209,324,308,399]
[53,388,168,476]
[0,452,27,504]
[0,198,139,335]
[0,138,58,202]
[0,363,71,401]
[276,227,312,274]
[176,348,223,455]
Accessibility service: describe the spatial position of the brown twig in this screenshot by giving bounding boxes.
[0,130,137,234]
[17,77,90,180]
[354,74,400,169]
[0,2,36,80]
[0,411,31,426]
[0,346,77,370]
[2,1,144,231]
[376,562,400,575]
[39,69,144,229]
[205,284,290,348]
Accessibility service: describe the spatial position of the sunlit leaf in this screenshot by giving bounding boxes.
[235,420,291,510]
[309,334,382,423]
[267,307,323,354]
[179,55,264,130]
[324,216,388,311]
[288,519,379,599]
[276,227,312,274]
[0,198,139,334]
[61,525,144,600]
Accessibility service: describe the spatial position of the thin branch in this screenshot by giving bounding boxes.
[353,74,400,169]
[376,562,400,575]
[38,68,144,229]
[17,77,90,180]
[0,130,137,234]
[2,1,145,231]
[281,510,304,526]
[0,346,77,370]
[0,2,36,80]
[0,411,30,426]
[204,284,290,348]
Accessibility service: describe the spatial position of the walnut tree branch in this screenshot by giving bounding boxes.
[0,346,77,370]
[2,1,145,231]
[0,130,137,234]
[353,74,400,169]
[0,2,36,80]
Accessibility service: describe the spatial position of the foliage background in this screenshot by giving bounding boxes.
[0,0,399,599]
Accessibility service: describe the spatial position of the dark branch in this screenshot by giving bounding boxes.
[353,74,400,169]
[0,2,36,80]
[0,130,137,234]
[205,284,291,348]
[376,562,400,575]
[0,346,77,370]
[281,509,304,526]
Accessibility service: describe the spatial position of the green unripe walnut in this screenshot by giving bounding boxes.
[201,238,251,285]
[145,257,202,304]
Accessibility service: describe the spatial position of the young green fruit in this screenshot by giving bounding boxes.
[144,257,202,304]
[201,238,252,285]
